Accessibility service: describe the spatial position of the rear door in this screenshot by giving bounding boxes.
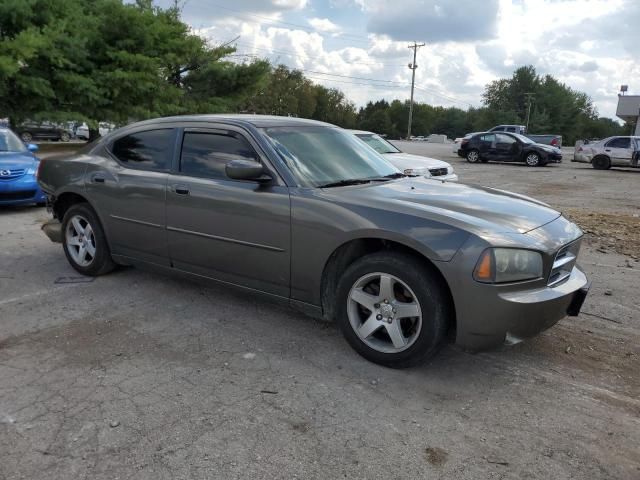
[86,127,177,265]
[604,137,632,165]
[166,126,291,297]
[477,133,497,159]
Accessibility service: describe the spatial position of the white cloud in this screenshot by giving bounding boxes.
[183,0,639,120]
[308,17,340,33]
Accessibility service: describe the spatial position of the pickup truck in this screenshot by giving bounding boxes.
[489,125,563,147]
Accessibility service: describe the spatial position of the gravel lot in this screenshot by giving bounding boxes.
[1,142,639,479]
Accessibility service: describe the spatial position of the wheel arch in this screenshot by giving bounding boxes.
[320,237,456,335]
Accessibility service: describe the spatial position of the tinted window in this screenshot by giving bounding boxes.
[506,127,516,132]
[180,132,258,179]
[111,129,173,170]
[479,134,495,142]
[605,137,631,149]
[492,127,504,131]
[496,133,516,144]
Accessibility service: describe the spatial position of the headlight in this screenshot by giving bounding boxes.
[26,167,37,175]
[447,166,454,175]
[404,167,429,176]
[473,248,543,283]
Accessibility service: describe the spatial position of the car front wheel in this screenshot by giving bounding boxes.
[525,152,541,166]
[62,203,116,276]
[20,132,32,143]
[336,252,450,368]
[60,132,70,142]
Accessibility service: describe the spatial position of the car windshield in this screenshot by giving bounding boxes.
[0,129,27,152]
[512,133,534,144]
[355,133,401,154]
[262,126,400,188]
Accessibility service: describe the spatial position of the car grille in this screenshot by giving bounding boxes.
[548,239,581,287]
[0,190,36,201]
[429,167,448,177]
[0,169,26,180]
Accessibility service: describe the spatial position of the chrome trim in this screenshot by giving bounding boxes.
[548,239,581,287]
[110,214,164,229]
[166,226,284,252]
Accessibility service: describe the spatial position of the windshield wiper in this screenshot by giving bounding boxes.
[368,172,408,182]
[317,178,373,188]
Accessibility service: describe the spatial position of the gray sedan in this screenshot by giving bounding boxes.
[38,115,590,368]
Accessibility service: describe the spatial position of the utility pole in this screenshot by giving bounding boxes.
[524,92,535,132]
[407,42,425,139]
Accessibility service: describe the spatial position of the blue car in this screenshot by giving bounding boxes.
[0,128,46,207]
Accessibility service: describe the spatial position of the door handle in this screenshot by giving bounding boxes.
[605,149,611,152]
[172,184,190,195]
[91,173,106,183]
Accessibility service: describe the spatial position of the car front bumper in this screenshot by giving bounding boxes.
[453,265,589,350]
[0,175,46,206]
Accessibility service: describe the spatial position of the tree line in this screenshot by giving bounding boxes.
[0,0,627,143]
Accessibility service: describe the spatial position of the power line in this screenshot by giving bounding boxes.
[207,4,371,44]
[232,43,405,67]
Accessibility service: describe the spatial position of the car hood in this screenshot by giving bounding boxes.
[383,152,451,171]
[0,152,38,170]
[324,177,560,235]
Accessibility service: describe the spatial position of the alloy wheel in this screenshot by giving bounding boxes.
[467,150,479,163]
[526,153,540,166]
[65,214,96,267]
[347,272,422,354]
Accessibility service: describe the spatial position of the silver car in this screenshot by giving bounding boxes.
[350,130,458,181]
[39,115,590,368]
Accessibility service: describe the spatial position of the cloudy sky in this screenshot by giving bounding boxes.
[158,0,639,120]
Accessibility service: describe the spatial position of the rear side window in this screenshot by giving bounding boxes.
[180,132,258,180]
[479,134,495,142]
[605,137,631,149]
[492,127,504,131]
[111,129,173,170]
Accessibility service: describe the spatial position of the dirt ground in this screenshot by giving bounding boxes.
[0,142,638,479]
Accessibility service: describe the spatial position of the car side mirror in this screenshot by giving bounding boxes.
[225,159,271,182]
[27,143,39,152]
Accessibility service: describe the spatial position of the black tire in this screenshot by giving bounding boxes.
[466,149,481,163]
[60,132,70,142]
[335,252,450,368]
[20,132,32,143]
[592,155,611,170]
[62,203,116,276]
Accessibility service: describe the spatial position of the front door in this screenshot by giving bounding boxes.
[86,127,177,265]
[494,133,520,161]
[166,127,291,298]
[604,137,632,166]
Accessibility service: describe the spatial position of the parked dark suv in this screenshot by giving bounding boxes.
[460,132,562,167]
[14,122,71,143]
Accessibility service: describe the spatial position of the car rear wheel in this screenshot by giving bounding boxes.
[60,132,70,142]
[20,132,32,143]
[336,252,449,368]
[466,149,480,163]
[592,155,611,170]
[525,152,541,167]
[62,203,116,276]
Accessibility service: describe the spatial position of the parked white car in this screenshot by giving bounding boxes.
[76,122,115,140]
[572,136,640,169]
[350,130,458,181]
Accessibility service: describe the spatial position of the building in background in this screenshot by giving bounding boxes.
[616,92,640,135]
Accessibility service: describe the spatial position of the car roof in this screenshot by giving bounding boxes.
[127,114,333,129]
[347,129,376,135]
